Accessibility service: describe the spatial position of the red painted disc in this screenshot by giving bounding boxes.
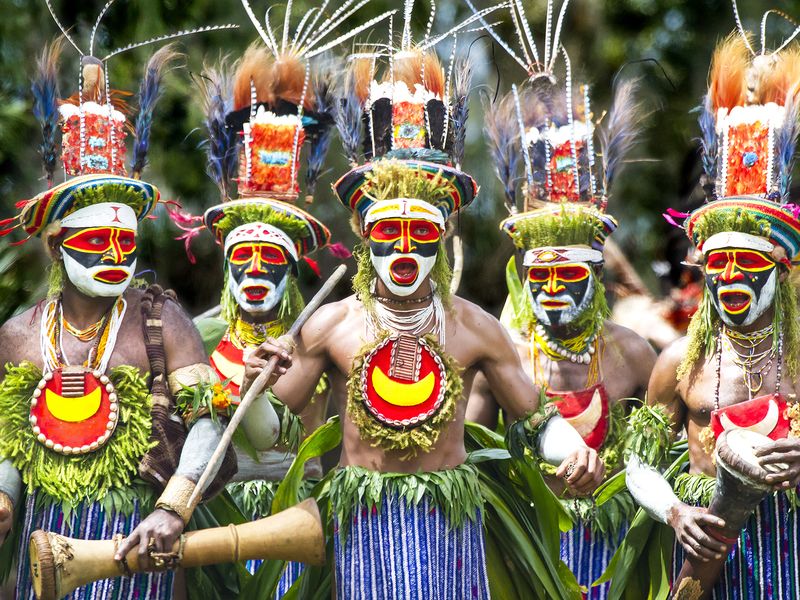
[361,337,446,428]
[29,368,118,454]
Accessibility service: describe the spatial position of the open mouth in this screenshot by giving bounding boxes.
[719,290,752,313]
[94,269,129,284]
[540,299,570,310]
[390,258,419,285]
[243,285,269,302]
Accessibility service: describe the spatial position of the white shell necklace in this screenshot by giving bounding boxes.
[366,281,445,345]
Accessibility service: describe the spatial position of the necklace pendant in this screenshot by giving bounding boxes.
[29,366,118,455]
[360,335,447,427]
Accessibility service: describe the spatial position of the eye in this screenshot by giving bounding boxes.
[382,225,399,235]
[707,255,727,269]
[559,267,586,281]
[230,246,254,263]
[529,269,549,282]
[88,236,104,246]
[413,225,431,236]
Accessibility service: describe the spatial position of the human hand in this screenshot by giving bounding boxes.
[666,503,729,562]
[754,438,800,491]
[242,336,294,394]
[556,446,605,496]
[113,508,184,569]
[0,493,12,541]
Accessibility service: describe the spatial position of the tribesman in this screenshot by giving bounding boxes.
[170,0,390,590]
[0,9,238,599]
[239,4,605,597]
[626,5,800,598]
[464,2,657,597]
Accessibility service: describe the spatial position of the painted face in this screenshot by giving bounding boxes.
[704,248,777,327]
[60,226,137,297]
[368,217,441,296]
[527,262,595,327]
[227,241,292,314]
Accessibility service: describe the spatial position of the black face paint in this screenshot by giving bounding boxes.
[527,263,594,327]
[704,249,777,327]
[227,242,292,288]
[368,218,440,258]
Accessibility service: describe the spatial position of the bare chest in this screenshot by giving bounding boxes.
[516,336,639,402]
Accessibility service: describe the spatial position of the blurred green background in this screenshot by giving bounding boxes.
[0,0,794,321]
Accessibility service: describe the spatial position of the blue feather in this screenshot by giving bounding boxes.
[484,93,522,213]
[450,57,473,169]
[696,95,717,183]
[776,94,800,201]
[32,39,62,186]
[196,61,238,201]
[131,45,180,178]
[599,79,644,193]
[334,69,363,166]
[306,69,336,200]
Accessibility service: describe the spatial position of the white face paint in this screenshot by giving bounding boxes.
[61,249,135,298]
[711,271,778,327]
[368,217,442,297]
[370,253,437,297]
[228,269,288,314]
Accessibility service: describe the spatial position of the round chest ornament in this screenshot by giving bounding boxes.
[360,334,447,428]
[29,366,119,455]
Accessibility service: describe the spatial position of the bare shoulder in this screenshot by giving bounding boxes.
[139,288,208,370]
[0,304,44,367]
[299,294,360,351]
[647,335,689,403]
[451,295,503,333]
[603,321,657,359]
[450,295,516,358]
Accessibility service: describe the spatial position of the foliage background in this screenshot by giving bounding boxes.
[0,0,794,320]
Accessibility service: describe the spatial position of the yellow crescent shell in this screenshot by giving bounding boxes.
[211,349,245,388]
[719,397,779,436]
[371,366,435,407]
[564,388,603,438]
[45,386,102,422]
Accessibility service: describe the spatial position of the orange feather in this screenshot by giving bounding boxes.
[388,49,445,99]
[233,43,274,111]
[708,33,749,111]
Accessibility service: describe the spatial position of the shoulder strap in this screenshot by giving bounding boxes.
[141,284,177,384]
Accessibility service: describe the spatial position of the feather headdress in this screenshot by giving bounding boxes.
[478,0,644,217]
[672,2,800,264]
[229,0,395,200]
[332,0,505,226]
[0,2,238,245]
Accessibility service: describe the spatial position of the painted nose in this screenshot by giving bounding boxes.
[718,261,744,284]
[394,226,415,254]
[542,271,565,295]
[246,253,267,276]
[102,234,124,264]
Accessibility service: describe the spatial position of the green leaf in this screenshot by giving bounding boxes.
[594,470,627,506]
[272,417,342,514]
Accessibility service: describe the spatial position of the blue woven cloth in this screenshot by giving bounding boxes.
[333,492,489,600]
[671,491,800,600]
[560,521,627,599]
[15,492,173,600]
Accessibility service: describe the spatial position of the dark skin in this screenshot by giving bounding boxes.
[467,319,656,494]
[648,267,800,562]
[242,270,605,494]
[0,237,210,569]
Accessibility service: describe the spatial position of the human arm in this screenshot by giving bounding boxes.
[116,298,225,563]
[464,371,499,429]
[0,459,21,541]
[469,304,603,495]
[626,339,728,561]
[242,302,341,417]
